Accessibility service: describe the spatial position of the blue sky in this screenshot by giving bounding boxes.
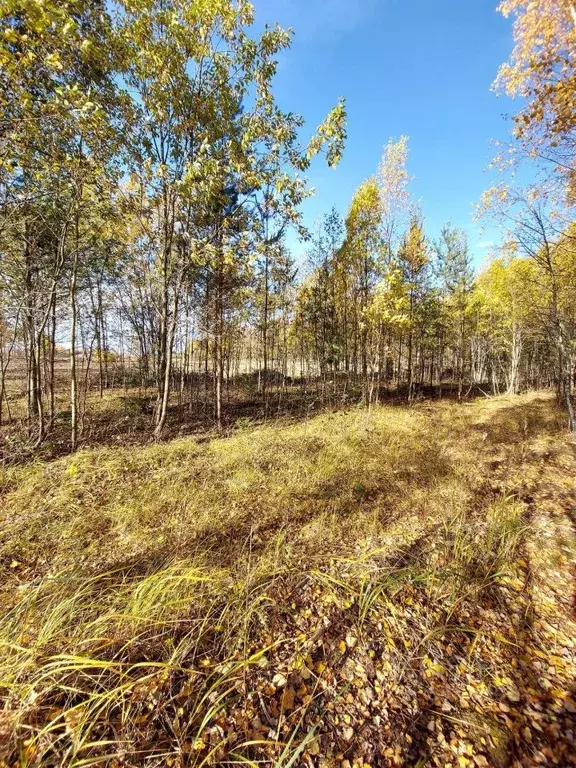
[255,0,517,269]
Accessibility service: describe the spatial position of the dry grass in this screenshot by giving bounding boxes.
[1,392,575,767]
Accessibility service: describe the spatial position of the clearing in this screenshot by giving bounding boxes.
[1,392,575,768]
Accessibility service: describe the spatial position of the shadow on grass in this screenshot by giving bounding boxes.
[473,394,566,444]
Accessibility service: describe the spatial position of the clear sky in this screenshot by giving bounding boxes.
[254,0,517,269]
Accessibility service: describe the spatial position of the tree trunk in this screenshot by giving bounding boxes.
[70,249,79,452]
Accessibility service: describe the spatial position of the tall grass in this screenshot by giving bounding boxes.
[444,496,526,583]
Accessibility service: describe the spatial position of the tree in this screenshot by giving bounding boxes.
[367,264,410,401]
[378,135,414,259]
[474,254,542,394]
[434,224,474,399]
[0,0,121,448]
[397,216,430,399]
[343,177,382,396]
[481,183,576,430]
[495,0,576,195]
[117,0,346,436]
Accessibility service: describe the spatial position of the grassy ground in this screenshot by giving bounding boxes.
[1,381,339,460]
[0,392,575,767]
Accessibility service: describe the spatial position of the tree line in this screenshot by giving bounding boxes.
[0,0,575,453]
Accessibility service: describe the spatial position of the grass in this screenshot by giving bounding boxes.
[1,392,575,767]
[444,496,526,581]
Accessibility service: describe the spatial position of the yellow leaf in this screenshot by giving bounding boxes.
[192,738,205,751]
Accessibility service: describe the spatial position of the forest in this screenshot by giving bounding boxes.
[0,0,575,767]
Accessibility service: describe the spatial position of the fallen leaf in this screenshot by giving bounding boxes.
[281,687,295,711]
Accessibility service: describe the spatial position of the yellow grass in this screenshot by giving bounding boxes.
[1,392,575,767]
